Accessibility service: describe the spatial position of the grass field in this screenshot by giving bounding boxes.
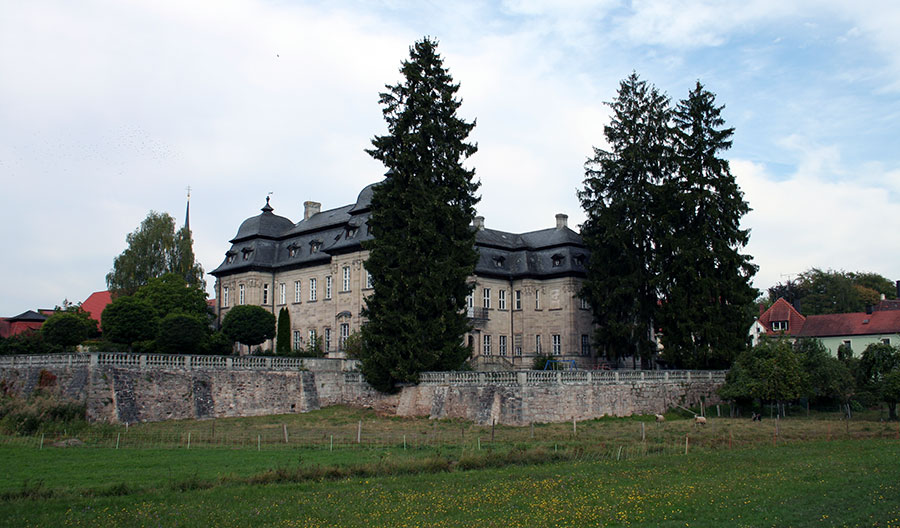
[2,407,900,527]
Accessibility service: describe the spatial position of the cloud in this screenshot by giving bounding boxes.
[735,144,900,292]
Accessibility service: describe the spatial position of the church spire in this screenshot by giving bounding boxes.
[184,185,191,232]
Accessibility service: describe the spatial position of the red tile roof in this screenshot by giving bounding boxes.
[758,298,806,336]
[81,291,112,326]
[797,310,900,338]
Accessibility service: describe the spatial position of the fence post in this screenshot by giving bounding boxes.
[357,420,362,444]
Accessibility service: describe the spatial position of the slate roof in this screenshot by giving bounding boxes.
[5,310,48,322]
[211,183,586,280]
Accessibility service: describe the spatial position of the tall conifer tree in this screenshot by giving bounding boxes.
[578,73,672,367]
[360,38,479,392]
[656,82,757,368]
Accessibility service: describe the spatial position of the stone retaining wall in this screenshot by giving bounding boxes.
[0,353,724,425]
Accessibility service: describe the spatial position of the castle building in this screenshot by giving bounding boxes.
[210,184,595,369]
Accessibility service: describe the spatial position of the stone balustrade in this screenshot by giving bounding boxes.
[418,369,726,386]
[0,353,360,372]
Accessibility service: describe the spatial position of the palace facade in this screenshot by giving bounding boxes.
[210,184,595,369]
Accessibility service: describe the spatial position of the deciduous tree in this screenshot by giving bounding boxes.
[101,297,157,350]
[221,305,275,352]
[41,312,91,350]
[360,37,480,392]
[106,211,204,296]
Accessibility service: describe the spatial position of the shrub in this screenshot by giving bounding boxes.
[0,393,87,436]
[156,313,209,354]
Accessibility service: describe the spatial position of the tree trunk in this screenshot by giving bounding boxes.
[890,402,898,421]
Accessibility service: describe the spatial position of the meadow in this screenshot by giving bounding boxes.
[1,406,899,527]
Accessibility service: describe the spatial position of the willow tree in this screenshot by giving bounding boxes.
[360,38,479,393]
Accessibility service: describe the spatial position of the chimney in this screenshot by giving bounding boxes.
[473,216,485,230]
[866,304,873,315]
[304,201,321,220]
[759,303,765,317]
[896,280,900,299]
[555,213,568,229]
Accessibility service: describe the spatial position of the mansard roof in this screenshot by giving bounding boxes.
[211,183,586,279]
[230,197,295,243]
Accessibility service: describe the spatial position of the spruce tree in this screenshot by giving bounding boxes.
[578,73,672,367]
[360,38,479,393]
[656,81,757,368]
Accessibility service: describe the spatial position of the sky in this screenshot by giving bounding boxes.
[2,0,900,316]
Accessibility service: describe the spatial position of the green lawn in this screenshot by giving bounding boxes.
[2,437,899,527]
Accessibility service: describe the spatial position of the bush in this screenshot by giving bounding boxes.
[41,312,94,349]
[156,313,209,354]
[207,331,234,355]
[0,393,87,436]
[0,332,59,355]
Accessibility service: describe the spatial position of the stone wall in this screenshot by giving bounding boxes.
[0,353,723,425]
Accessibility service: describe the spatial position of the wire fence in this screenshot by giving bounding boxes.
[5,415,899,455]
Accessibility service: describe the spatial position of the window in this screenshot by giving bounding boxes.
[342,266,351,291]
[883,338,892,345]
[581,335,590,355]
[308,328,317,346]
[279,283,286,305]
[535,335,542,354]
[580,297,589,310]
[493,256,505,268]
[262,284,269,305]
[325,276,332,299]
[498,289,507,310]
[226,251,236,264]
[242,248,253,261]
[324,328,332,352]
[515,290,522,310]
[499,335,507,356]
[309,278,317,301]
[552,334,561,355]
[842,339,852,348]
[514,334,523,356]
[294,281,302,303]
[366,270,374,289]
[535,290,541,310]
[287,243,299,258]
[223,286,229,307]
[483,335,492,355]
[466,294,474,309]
[771,320,788,331]
[293,330,302,351]
[483,288,491,309]
[552,255,563,267]
[239,284,245,305]
[339,323,350,350]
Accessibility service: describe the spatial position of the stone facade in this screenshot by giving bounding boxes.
[0,354,724,426]
[211,184,595,369]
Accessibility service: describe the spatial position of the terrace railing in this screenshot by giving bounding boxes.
[0,353,360,372]
[418,369,727,386]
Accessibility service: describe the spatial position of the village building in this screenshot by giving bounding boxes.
[210,184,595,369]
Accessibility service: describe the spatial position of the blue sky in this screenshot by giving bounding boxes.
[2,0,900,316]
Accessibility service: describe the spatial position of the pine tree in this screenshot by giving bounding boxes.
[578,73,672,367]
[656,82,757,368]
[360,38,479,393]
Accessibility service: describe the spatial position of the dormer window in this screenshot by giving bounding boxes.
[241,248,253,261]
[574,254,586,266]
[347,227,358,239]
[493,256,505,268]
[309,239,322,254]
[287,243,300,258]
[771,320,788,331]
[551,254,564,267]
[225,251,236,264]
